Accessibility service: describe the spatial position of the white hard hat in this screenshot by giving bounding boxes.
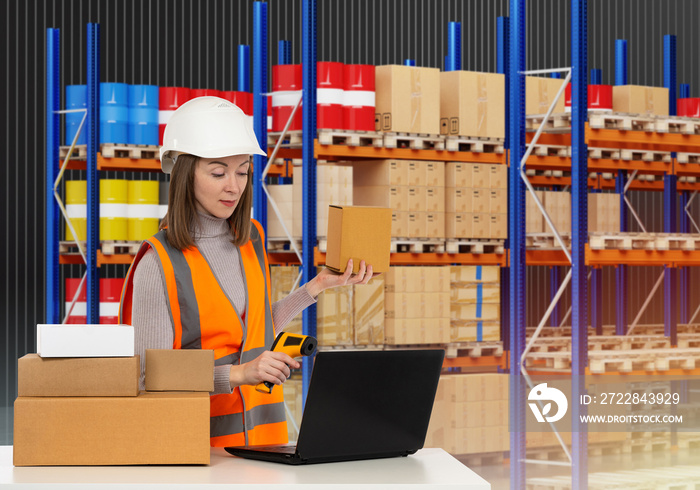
[160,96,266,174]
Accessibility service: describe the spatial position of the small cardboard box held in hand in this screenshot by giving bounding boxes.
[325,205,392,274]
[145,349,215,392]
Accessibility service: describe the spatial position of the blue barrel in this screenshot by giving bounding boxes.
[100,82,129,144]
[128,85,159,145]
[65,85,87,145]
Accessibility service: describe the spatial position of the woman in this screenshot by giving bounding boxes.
[119,96,373,447]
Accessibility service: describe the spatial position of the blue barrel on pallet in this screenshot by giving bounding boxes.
[100,82,129,144]
[65,85,87,145]
[128,85,159,145]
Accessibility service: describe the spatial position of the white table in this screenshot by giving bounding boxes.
[0,446,490,489]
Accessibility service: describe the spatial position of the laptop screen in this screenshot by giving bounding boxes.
[296,349,445,460]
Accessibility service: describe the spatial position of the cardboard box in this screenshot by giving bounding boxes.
[352,160,407,187]
[543,191,571,234]
[354,277,385,345]
[408,212,426,238]
[408,161,426,186]
[423,266,450,292]
[446,162,473,188]
[270,266,302,335]
[489,189,506,214]
[451,303,501,322]
[18,354,139,397]
[472,163,488,188]
[317,284,353,346]
[526,190,545,233]
[267,184,294,239]
[375,65,441,135]
[325,205,392,273]
[353,185,407,211]
[451,265,501,284]
[490,214,507,239]
[425,161,446,187]
[526,76,567,115]
[589,193,620,233]
[13,392,210,466]
[392,210,409,238]
[407,186,426,212]
[472,189,489,214]
[489,164,508,189]
[472,214,489,238]
[446,212,472,239]
[451,320,501,342]
[440,71,505,139]
[37,324,135,358]
[446,187,472,214]
[145,349,214,392]
[451,283,501,304]
[384,266,423,294]
[426,212,445,239]
[612,85,669,116]
[425,187,444,213]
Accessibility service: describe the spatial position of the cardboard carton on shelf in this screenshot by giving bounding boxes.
[407,186,426,212]
[472,163,489,188]
[446,187,472,214]
[18,354,139,397]
[375,65,441,135]
[354,276,385,346]
[425,187,445,213]
[451,320,501,342]
[316,283,353,346]
[440,70,505,139]
[425,212,445,239]
[391,210,409,238]
[408,161,426,186]
[353,185,408,211]
[489,214,507,239]
[471,213,490,239]
[526,76,567,115]
[407,212,427,238]
[37,324,135,358]
[445,162,474,188]
[352,160,407,187]
[451,283,501,304]
[145,349,214,392]
[526,190,546,233]
[489,164,508,190]
[612,85,669,116]
[424,161,446,188]
[451,265,501,284]
[446,212,473,239]
[13,391,210,466]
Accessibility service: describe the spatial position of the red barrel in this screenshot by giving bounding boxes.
[100,278,124,324]
[565,83,613,112]
[222,91,253,116]
[191,88,222,99]
[271,64,303,131]
[343,64,375,131]
[159,87,191,145]
[65,278,87,324]
[317,62,344,130]
[678,98,700,118]
[267,96,272,132]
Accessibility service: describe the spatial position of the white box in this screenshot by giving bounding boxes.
[37,324,135,357]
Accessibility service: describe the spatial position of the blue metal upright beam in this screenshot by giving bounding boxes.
[86,23,100,324]
[507,0,526,486]
[664,35,677,116]
[680,191,690,324]
[46,28,60,325]
[403,59,416,66]
[278,40,291,65]
[571,1,589,487]
[615,40,628,85]
[252,2,268,231]
[446,22,461,71]
[664,35,678,347]
[238,45,250,92]
[301,0,318,407]
[590,68,602,85]
[680,84,690,99]
[615,172,628,335]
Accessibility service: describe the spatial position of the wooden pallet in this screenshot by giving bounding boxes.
[317,129,384,147]
[525,169,567,178]
[677,153,700,164]
[589,112,656,132]
[100,144,159,159]
[58,241,86,255]
[619,149,672,162]
[390,239,446,254]
[533,144,570,157]
[267,130,304,148]
[678,176,699,183]
[100,240,141,255]
[655,116,700,135]
[526,233,571,250]
[445,239,506,254]
[59,145,88,160]
[588,147,621,160]
[525,113,572,133]
[588,233,657,251]
[444,136,505,153]
[383,132,445,150]
[446,341,504,358]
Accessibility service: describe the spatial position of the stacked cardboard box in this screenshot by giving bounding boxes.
[526,191,622,234]
[612,85,669,116]
[526,76,567,115]
[383,266,451,345]
[424,373,509,454]
[354,160,445,239]
[266,184,294,239]
[375,65,441,135]
[292,163,353,238]
[270,266,303,335]
[440,71,505,139]
[526,190,546,233]
[316,274,385,347]
[14,345,211,466]
[588,193,621,233]
[445,162,507,239]
[450,266,501,342]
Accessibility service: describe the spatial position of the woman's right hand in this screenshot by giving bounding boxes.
[230,350,301,389]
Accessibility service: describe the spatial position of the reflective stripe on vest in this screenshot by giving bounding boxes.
[119,219,287,447]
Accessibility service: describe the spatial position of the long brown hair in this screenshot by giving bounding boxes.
[160,154,253,250]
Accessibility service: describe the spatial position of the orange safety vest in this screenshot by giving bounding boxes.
[119,219,288,447]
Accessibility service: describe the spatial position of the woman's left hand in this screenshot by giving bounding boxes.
[305,259,375,298]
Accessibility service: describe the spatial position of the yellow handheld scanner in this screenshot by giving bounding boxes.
[255,332,317,394]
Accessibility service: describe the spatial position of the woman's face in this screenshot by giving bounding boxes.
[193,154,250,219]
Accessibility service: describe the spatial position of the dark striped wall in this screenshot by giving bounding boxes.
[2,0,700,444]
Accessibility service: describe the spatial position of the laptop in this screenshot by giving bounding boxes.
[225,349,445,465]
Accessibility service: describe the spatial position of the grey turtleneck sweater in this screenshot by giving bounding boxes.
[131,212,316,393]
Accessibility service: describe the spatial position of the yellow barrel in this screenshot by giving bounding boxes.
[128,180,160,241]
[65,180,87,241]
[100,179,129,241]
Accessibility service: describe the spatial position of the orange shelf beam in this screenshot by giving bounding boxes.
[315,141,506,164]
[442,355,506,369]
[271,249,507,266]
[586,124,700,153]
[60,251,135,266]
[525,155,671,175]
[585,246,700,267]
